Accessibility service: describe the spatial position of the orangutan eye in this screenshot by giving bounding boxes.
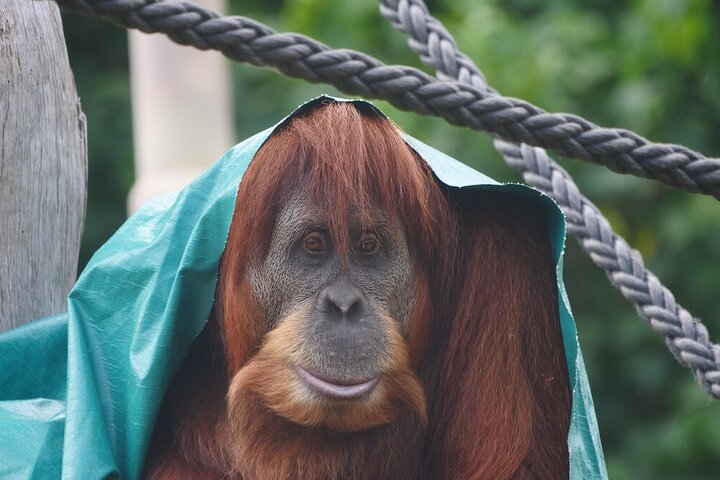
[356,233,380,255]
[303,232,328,254]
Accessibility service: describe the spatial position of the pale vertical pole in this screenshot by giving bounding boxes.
[0,0,88,332]
[127,0,235,212]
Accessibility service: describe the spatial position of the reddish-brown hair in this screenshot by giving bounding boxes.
[144,101,571,479]
[422,191,571,479]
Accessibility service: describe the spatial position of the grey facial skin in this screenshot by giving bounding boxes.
[249,189,417,386]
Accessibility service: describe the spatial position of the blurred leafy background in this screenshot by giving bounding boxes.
[61,0,719,478]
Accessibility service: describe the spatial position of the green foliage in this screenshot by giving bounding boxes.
[62,14,135,268]
[62,0,720,477]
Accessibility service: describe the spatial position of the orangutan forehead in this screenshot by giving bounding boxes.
[275,187,395,234]
[274,188,404,246]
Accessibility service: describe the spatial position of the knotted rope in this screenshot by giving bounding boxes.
[56,0,720,200]
[379,0,720,398]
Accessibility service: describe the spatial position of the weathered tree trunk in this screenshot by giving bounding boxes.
[0,0,87,332]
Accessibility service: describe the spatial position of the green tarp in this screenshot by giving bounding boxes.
[0,96,607,479]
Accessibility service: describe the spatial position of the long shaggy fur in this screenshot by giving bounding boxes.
[144,102,571,479]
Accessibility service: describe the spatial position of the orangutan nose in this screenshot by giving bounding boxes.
[316,278,369,322]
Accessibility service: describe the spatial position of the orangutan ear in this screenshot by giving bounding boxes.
[422,192,571,480]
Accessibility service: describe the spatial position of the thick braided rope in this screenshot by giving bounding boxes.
[380,0,720,398]
[55,0,720,199]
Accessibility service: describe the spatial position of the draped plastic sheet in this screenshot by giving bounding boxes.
[0,96,607,479]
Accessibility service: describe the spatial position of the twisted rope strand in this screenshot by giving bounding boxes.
[379,0,720,398]
[55,0,720,199]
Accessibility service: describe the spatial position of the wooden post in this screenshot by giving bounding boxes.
[127,0,234,212]
[0,0,87,332]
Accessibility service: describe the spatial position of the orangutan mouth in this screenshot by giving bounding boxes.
[295,365,380,400]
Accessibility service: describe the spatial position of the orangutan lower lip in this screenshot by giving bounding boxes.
[295,365,379,400]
